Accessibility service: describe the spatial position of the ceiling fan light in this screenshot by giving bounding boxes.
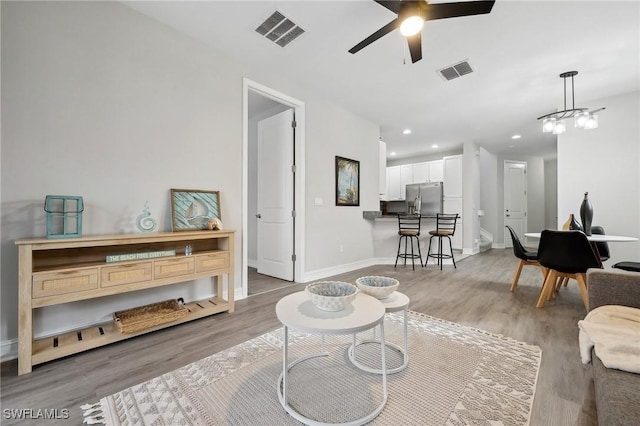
[585,114,599,130]
[542,117,556,133]
[574,111,589,128]
[553,119,566,135]
[400,16,424,36]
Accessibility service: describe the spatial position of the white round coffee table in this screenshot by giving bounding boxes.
[276,291,387,426]
[348,291,410,374]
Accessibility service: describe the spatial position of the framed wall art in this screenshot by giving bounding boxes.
[170,189,221,231]
[335,156,360,206]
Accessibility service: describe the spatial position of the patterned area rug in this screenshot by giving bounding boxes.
[82,311,541,425]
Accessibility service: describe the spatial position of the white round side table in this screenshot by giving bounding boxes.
[276,291,387,426]
[348,291,410,374]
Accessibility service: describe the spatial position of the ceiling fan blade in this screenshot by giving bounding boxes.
[407,33,422,63]
[422,1,495,21]
[349,18,400,54]
[374,0,403,14]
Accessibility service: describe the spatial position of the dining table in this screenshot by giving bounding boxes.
[524,231,638,266]
[524,232,638,243]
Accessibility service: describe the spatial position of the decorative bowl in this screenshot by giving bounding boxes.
[355,276,399,299]
[305,281,358,311]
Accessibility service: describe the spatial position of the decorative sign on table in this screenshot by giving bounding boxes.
[106,250,176,263]
[170,189,221,231]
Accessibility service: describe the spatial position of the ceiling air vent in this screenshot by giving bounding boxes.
[438,60,474,81]
[255,11,305,47]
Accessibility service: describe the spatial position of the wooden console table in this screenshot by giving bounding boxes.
[15,230,235,375]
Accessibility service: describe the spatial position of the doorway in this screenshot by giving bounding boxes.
[242,79,305,298]
[504,161,527,248]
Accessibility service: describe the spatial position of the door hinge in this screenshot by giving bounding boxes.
[291,210,296,218]
[291,165,296,173]
[291,120,297,128]
[291,254,297,261]
[525,212,527,216]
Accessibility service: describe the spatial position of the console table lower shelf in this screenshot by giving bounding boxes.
[31,296,230,366]
[16,231,235,375]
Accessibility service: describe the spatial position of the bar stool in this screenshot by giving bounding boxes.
[394,214,422,270]
[425,213,459,270]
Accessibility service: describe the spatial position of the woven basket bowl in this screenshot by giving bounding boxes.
[305,281,358,311]
[355,276,399,299]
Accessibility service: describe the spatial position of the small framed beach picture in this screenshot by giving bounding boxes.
[335,156,360,206]
[170,189,221,231]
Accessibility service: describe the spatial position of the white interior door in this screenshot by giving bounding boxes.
[504,161,527,248]
[257,109,294,281]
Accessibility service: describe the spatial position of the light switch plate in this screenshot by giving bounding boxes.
[314,197,323,206]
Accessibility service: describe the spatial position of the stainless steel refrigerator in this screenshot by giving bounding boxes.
[405,182,443,217]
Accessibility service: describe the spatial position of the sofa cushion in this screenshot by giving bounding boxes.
[592,353,640,426]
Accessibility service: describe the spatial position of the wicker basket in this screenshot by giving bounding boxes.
[113,298,188,334]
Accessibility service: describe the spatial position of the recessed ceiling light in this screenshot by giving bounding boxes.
[508,144,516,148]
[389,152,397,156]
[511,134,521,139]
[431,144,439,149]
[402,129,412,135]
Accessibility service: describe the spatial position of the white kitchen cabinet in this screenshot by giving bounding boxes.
[412,162,429,183]
[443,155,463,197]
[386,165,402,200]
[428,160,444,182]
[400,164,413,199]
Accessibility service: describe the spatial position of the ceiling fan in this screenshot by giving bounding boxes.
[349,0,496,63]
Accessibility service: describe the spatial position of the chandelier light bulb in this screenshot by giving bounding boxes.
[585,114,599,130]
[542,117,556,133]
[553,120,566,135]
[400,16,424,36]
[574,111,589,128]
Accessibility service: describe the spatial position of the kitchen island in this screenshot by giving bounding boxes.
[363,212,448,263]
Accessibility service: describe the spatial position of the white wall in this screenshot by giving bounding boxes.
[558,91,640,265]
[479,147,499,243]
[462,141,481,253]
[544,159,558,229]
[0,1,380,358]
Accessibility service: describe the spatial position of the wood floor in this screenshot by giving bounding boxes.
[247,267,296,296]
[1,249,597,425]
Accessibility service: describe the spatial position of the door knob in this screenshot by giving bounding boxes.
[256,214,262,219]
[506,214,510,217]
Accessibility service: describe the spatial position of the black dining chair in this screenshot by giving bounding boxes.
[554,225,612,290]
[590,225,610,262]
[536,230,601,310]
[394,214,423,270]
[424,213,459,270]
[505,226,547,292]
[613,261,640,272]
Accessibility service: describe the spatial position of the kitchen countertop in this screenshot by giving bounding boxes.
[362,211,437,220]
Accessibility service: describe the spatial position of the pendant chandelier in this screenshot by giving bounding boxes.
[537,71,604,135]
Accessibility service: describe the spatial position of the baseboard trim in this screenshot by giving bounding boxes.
[492,243,506,249]
[301,258,378,283]
[1,338,18,362]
